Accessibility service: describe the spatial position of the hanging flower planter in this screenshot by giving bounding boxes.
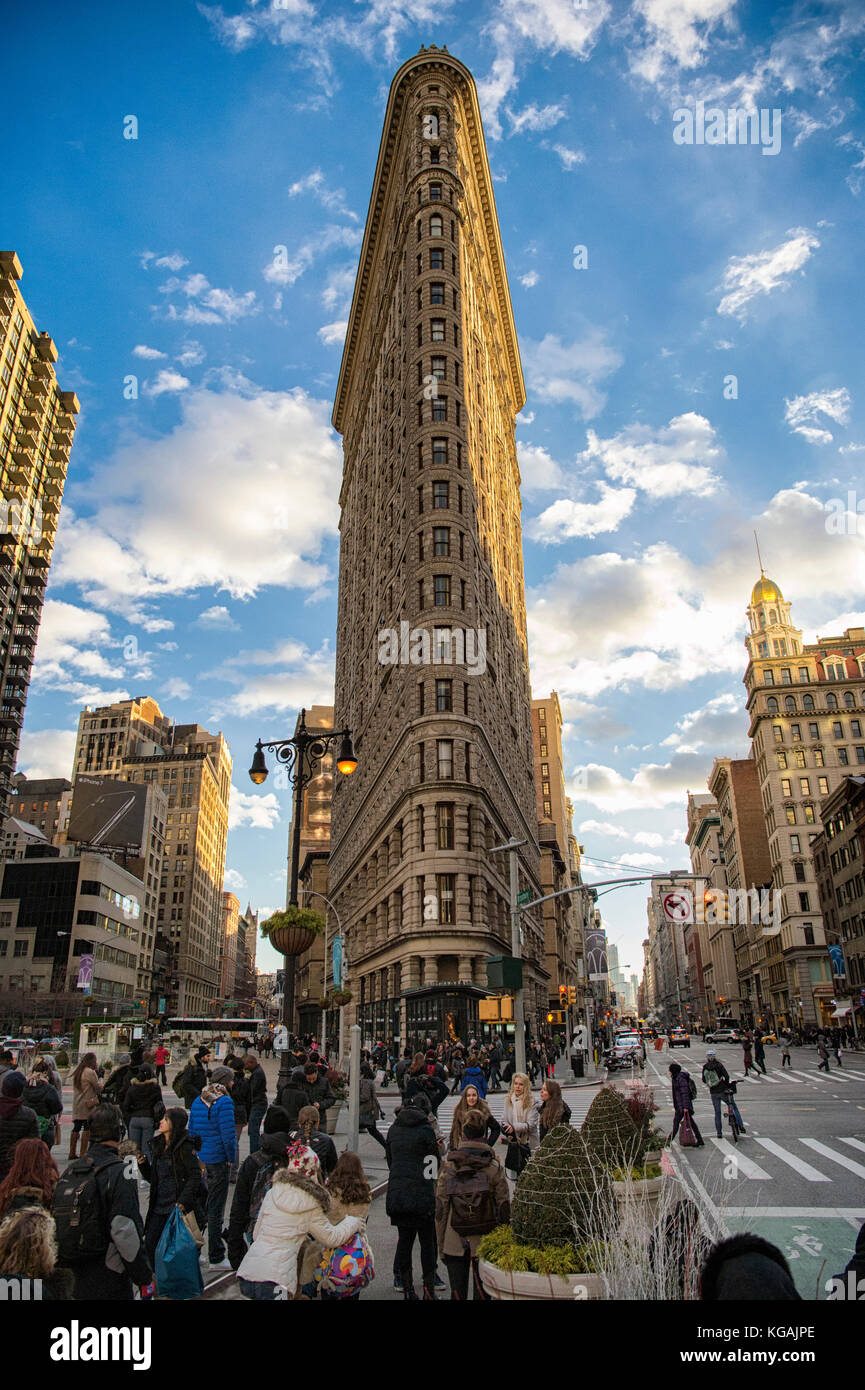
[260,906,325,958]
[332,989,353,1006]
[318,994,334,1011]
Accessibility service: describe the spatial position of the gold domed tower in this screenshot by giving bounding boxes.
[745,569,802,662]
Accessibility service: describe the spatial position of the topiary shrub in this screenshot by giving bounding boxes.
[511,1124,610,1248]
[582,1085,643,1169]
[54,1049,70,1069]
[478,1225,607,1277]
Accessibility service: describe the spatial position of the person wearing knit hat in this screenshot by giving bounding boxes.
[0,1073,39,1180]
[210,1065,235,1088]
[188,1065,236,1268]
[236,1141,363,1299]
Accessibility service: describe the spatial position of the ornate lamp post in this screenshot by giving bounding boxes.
[249,709,356,1092]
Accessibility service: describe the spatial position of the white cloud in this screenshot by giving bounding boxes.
[210,637,336,717]
[141,251,189,272]
[16,727,78,782]
[507,103,566,135]
[163,677,192,700]
[550,143,585,169]
[784,387,851,445]
[716,227,820,321]
[318,320,347,346]
[288,168,358,220]
[568,749,718,813]
[517,442,566,496]
[228,786,282,831]
[132,344,167,360]
[531,484,637,542]
[224,868,247,893]
[263,225,362,289]
[578,819,676,850]
[522,330,623,418]
[157,640,179,651]
[53,385,342,624]
[582,413,723,498]
[628,0,738,86]
[519,271,539,289]
[175,340,206,368]
[156,268,259,325]
[32,602,128,702]
[145,369,191,397]
[659,692,749,754]
[196,605,239,629]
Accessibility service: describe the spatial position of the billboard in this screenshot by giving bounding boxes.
[586,927,608,982]
[67,775,148,851]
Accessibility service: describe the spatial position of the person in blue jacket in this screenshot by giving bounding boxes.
[187,1065,237,1269]
[459,1053,488,1100]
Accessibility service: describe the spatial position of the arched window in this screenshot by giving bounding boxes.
[770,609,777,623]
[826,693,838,711]
[803,694,814,712]
[843,691,854,707]
[784,696,796,713]
[430,214,443,237]
[767,697,779,713]
[423,111,439,140]
[759,611,766,628]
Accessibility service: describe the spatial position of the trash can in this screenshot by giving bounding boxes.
[654,1038,665,1052]
[571,1053,584,1079]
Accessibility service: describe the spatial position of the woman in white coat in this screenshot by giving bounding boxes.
[237,1141,364,1300]
[500,1072,538,1184]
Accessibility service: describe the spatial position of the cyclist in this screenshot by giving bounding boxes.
[701,1050,745,1139]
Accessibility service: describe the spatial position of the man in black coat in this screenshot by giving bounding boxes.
[386,1095,441,1299]
[299,1062,335,1123]
[277,1073,309,1131]
[0,1072,39,1178]
[52,1103,152,1300]
[243,1053,268,1154]
[226,1106,293,1269]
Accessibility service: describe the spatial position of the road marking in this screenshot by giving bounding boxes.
[800,1139,865,1181]
[755,1073,783,1083]
[791,1069,833,1083]
[752,1137,830,1182]
[708,1138,771,1178]
[839,1137,865,1155]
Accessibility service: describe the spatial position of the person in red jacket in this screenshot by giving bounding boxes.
[154,1043,169,1085]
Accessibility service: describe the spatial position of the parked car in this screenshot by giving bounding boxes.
[704,1027,741,1044]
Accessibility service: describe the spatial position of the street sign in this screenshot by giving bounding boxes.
[662,889,693,924]
[517,889,532,906]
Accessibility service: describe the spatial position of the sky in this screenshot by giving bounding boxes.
[3,0,865,982]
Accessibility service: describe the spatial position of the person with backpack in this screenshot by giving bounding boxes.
[395,1048,413,1096]
[448,1047,466,1095]
[386,1093,441,1300]
[537,1079,572,1142]
[236,1142,364,1300]
[51,1102,152,1300]
[669,1062,705,1147]
[24,1060,63,1150]
[435,1108,510,1300]
[320,1152,373,1300]
[70,1052,102,1160]
[178,1048,209,1109]
[448,1084,500,1152]
[277,1071,309,1132]
[702,1051,745,1138]
[404,1054,448,1113]
[817,1036,831,1072]
[458,1052,487,1100]
[122,1064,165,1163]
[187,1066,237,1270]
[227,1105,295,1270]
[0,1136,59,1219]
[359,1064,387,1149]
[101,1054,134,1110]
[291,1106,338,1178]
[137,1105,206,1264]
[0,1071,39,1182]
[742,1032,760,1079]
[753,1032,768,1075]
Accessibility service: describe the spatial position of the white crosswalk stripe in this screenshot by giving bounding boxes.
[752,1137,831,1182]
[839,1137,865,1155]
[708,1138,772,1178]
[800,1138,865,1180]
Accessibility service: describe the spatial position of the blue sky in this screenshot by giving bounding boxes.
[3,0,865,980]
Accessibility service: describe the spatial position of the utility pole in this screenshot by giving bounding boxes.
[490,837,527,1077]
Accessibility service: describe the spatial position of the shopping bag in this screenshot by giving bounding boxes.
[678,1112,697,1148]
[181,1209,205,1249]
[155,1205,204,1300]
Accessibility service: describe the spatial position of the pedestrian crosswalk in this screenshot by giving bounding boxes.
[699,1134,865,1184]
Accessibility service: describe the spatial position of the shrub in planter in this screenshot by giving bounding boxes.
[582,1086,643,1169]
[610,1162,662,1182]
[54,1049,70,1069]
[511,1124,610,1248]
[260,906,325,958]
[331,989,352,1006]
[478,1226,606,1277]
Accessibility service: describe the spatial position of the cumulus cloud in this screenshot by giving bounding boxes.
[506,103,567,135]
[175,340,206,368]
[262,225,362,289]
[716,228,820,321]
[224,868,247,893]
[151,264,259,325]
[519,271,539,289]
[521,330,623,418]
[531,484,637,542]
[163,677,191,700]
[568,749,718,813]
[318,320,347,346]
[582,413,723,498]
[288,168,358,220]
[145,369,191,397]
[195,605,239,630]
[31,602,135,706]
[659,692,750,754]
[549,143,585,169]
[578,819,678,850]
[52,385,342,625]
[228,786,282,831]
[140,251,189,272]
[132,344,167,360]
[784,387,851,445]
[16,727,78,781]
[628,0,738,86]
[209,637,336,718]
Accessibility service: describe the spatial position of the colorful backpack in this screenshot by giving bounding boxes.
[314,1232,375,1298]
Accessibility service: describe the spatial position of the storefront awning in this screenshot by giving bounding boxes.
[830,1005,852,1017]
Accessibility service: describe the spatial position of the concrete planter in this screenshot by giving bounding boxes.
[611,1175,663,1223]
[324,1101,343,1136]
[478,1259,605,1301]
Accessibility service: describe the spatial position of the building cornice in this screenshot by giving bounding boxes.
[332,47,525,434]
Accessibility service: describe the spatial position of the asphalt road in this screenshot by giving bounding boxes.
[642,1037,865,1298]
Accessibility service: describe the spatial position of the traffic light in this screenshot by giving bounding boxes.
[559,985,567,1005]
[546,1011,554,1023]
[567,986,577,1005]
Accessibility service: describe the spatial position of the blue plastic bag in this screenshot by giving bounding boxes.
[155,1205,204,1301]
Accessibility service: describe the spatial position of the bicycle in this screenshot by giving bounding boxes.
[722,1082,742,1143]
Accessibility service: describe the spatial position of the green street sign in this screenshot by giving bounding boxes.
[517,889,532,906]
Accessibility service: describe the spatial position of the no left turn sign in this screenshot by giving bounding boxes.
[662,889,693,924]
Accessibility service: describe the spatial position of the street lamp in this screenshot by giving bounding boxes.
[249,709,356,1089]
